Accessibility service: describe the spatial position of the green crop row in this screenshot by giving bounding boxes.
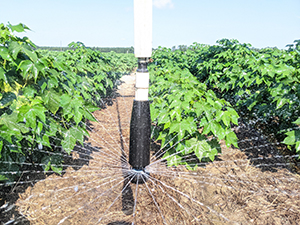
[0,23,136,182]
[149,48,239,169]
[188,39,300,155]
[38,44,137,80]
[149,38,300,167]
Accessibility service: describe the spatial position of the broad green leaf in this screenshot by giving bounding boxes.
[45,89,61,114]
[0,175,8,181]
[32,105,46,122]
[51,165,62,174]
[225,129,238,148]
[226,107,239,125]
[190,138,211,161]
[73,106,83,125]
[208,148,218,161]
[46,118,60,136]
[157,113,170,125]
[184,90,194,102]
[42,134,51,147]
[23,47,37,62]
[202,103,213,121]
[84,103,99,113]
[23,86,37,98]
[0,112,29,134]
[70,97,83,124]
[169,98,182,110]
[214,100,223,111]
[169,117,196,139]
[0,46,13,61]
[185,162,198,170]
[31,98,43,109]
[164,153,181,167]
[0,125,14,143]
[169,121,181,134]
[79,108,96,122]
[222,111,232,127]
[292,118,300,125]
[157,131,167,141]
[60,94,72,106]
[35,122,43,136]
[215,110,225,122]
[18,60,39,81]
[177,142,193,155]
[8,41,22,60]
[62,129,77,154]
[8,23,30,32]
[169,109,181,121]
[276,98,289,109]
[163,121,171,130]
[18,104,46,129]
[210,121,225,139]
[194,101,204,117]
[62,126,85,154]
[283,131,295,145]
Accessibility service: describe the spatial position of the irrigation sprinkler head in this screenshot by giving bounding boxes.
[129,167,150,184]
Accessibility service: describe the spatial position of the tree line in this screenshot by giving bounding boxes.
[36,46,135,53]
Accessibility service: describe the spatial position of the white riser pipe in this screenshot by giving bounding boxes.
[134,0,152,58]
[135,72,149,101]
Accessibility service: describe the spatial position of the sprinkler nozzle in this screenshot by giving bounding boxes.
[129,168,150,184]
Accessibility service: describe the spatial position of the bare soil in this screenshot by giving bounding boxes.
[1,72,300,224]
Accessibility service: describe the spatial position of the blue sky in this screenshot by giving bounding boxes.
[1,0,299,49]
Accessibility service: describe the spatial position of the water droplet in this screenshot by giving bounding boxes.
[0,202,8,209]
[74,186,78,192]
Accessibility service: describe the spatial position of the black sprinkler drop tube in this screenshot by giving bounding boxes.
[129,58,151,184]
[129,101,151,167]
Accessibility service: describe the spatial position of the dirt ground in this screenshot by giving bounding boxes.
[1,72,300,224]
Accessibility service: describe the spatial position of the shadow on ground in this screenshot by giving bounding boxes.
[235,122,298,173]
